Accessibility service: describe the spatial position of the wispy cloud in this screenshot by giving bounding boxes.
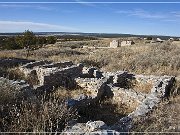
[0,21,78,32]
[171,11,180,17]
[0,4,53,11]
[74,0,95,7]
[116,9,167,19]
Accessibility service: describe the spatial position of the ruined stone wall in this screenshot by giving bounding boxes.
[110,40,119,48]
[14,60,176,133]
[121,40,134,46]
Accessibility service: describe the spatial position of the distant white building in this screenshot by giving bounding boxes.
[156,38,163,42]
[121,40,134,46]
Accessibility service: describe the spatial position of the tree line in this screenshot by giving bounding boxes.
[0,30,57,50]
[56,35,98,42]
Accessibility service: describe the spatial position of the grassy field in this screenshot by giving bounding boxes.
[0,40,179,76]
[0,39,180,132]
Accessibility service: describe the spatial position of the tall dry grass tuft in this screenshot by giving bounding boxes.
[0,98,78,132]
[0,80,78,132]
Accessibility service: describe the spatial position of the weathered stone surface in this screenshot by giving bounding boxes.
[20,61,83,88]
[36,64,83,88]
[41,61,73,68]
[72,71,174,132]
[81,67,96,78]
[109,85,146,108]
[64,121,120,134]
[19,60,51,77]
[75,77,108,99]
[19,61,73,77]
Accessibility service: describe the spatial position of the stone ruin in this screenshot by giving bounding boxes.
[110,40,135,48]
[0,60,176,133]
[110,40,119,48]
[121,40,135,46]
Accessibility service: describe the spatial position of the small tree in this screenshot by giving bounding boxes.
[3,37,21,50]
[47,36,57,44]
[15,30,36,49]
[22,30,36,48]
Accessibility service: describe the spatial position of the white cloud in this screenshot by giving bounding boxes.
[74,0,95,7]
[0,21,78,32]
[116,9,167,19]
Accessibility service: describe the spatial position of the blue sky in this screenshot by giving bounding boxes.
[0,0,180,36]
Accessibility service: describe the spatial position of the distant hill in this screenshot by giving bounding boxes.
[0,32,179,40]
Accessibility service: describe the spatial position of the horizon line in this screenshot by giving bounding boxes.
[0,31,179,37]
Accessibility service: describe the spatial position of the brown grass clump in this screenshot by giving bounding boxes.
[0,78,21,104]
[53,87,88,99]
[0,98,78,132]
[0,81,78,132]
[131,80,153,94]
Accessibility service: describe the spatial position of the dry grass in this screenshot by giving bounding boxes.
[131,95,180,132]
[0,78,21,104]
[0,67,39,86]
[1,41,179,76]
[53,87,89,100]
[77,98,129,126]
[0,82,78,132]
[0,39,180,132]
[131,80,153,94]
[53,87,131,126]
